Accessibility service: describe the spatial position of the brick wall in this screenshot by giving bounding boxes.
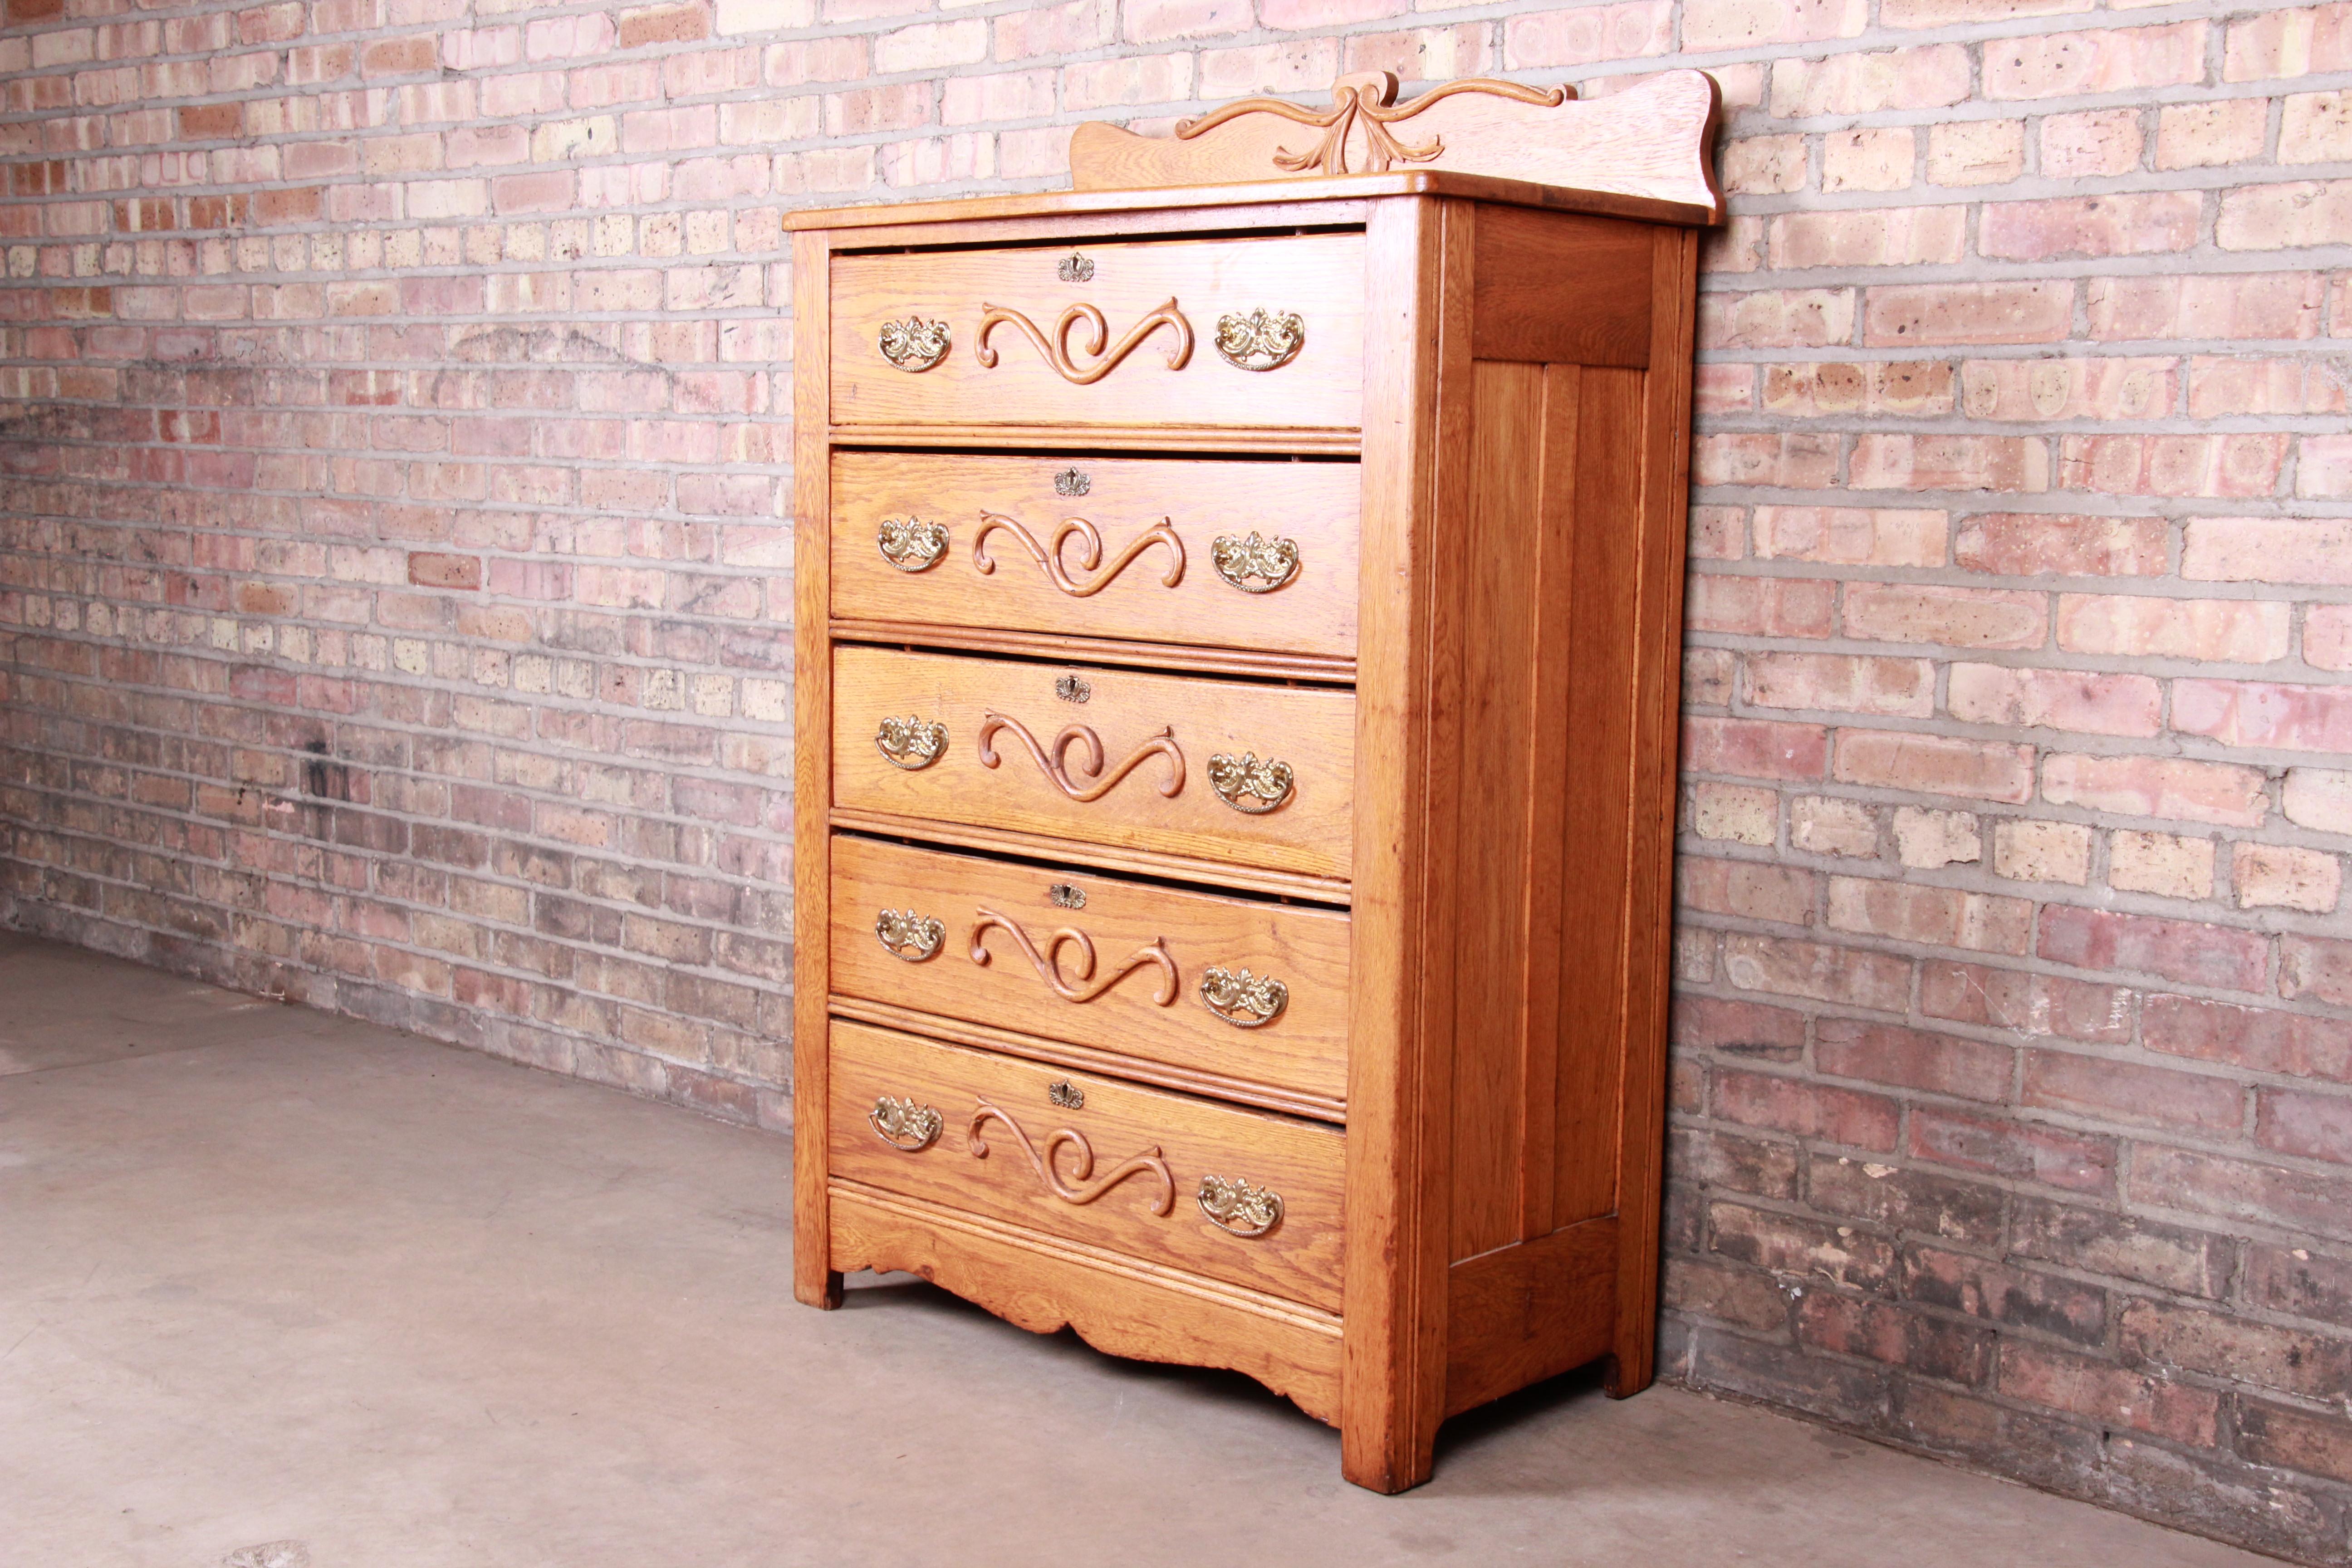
[0,0,2347,1556]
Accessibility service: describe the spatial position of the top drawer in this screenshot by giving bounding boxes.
[829,234,1366,431]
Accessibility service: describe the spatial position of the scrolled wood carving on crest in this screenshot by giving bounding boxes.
[1068,68,1725,223]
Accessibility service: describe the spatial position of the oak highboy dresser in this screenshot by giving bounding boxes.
[788,70,1723,1492]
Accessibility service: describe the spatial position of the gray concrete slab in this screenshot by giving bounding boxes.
[0,932,2278,1568]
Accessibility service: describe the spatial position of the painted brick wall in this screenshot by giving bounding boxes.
[0,0,2347,1557]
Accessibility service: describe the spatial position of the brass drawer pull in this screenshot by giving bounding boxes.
[877,516,947,573]
[969,1100,1174,1215]
[1210,532,1299,594]
[974,510,1184,597]
[1199,966,1288,1029]
[875,715,946,770]
[877,315,951,372]
[979,712,1184,803]
[1197,1175,1283,1238]
[977,299,1193,384]
[870,1095,943,1152]
[1214,309,1304,372]
[970,908,1178,1006]
[874,908,945,962]
[1207,751,1293,814]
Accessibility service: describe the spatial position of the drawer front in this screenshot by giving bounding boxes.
[832,647,1355,881]
[829,1020,1345,1311]
[832,835,1349,1107]
[831,451,1361,660]
[829,234,1365,430]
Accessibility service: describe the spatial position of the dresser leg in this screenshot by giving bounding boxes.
[797,1269,844,1310]
[1340,1416,1437,1494]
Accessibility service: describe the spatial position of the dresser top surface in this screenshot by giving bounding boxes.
[784,167,1715,235]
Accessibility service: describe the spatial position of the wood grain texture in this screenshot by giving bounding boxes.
[831,620,1353,684]
[1068,70,1723,223]
[1443,1217,1619,1418]
[830,834,1352,1106]
[1605,225,1700,1400]
[1470,206,1653,368]
[1338,194,1460,1496]
[831,646,1357,880]
[831,996,1345,1123]
[828,1019,1347,1311]
[830,451,1362,659]
[786,170,1714,233]
[830,424,1361,456]
[830,1181,1343,1425]
[792,227,843,1312]
[830,235,1365,430]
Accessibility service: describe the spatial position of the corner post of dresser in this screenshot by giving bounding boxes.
[1340,193,1471,1492]
[791,225,843,1310]
[1603,222,1702,1394]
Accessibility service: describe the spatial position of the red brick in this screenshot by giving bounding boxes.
[1951,514,2167,578]
[1833,730,2035,804]
[2023,1049,2245,1134]
[1671,996,1809,1056]
[1744,653,1934,718]
[2041,754,2271,829]
[1919,961,2131,1043]
[1721,933,1911,1012]
[2238,1403,2352,1488]
[1864,282,2073,347]
[1842,583,2045,649]
[2142,993,2352,1083]
[2175,679,2352,753]
[1998,1344,2219,1446]
[1713,1069,1901,1151]
[1678,858,1816,926]
[2258,1088,2352,1164]
[2129,1144,2352,1245]
[1685,574,1837,637]
[1826,876,2031,956]
[2038,906,2270,993]
[1910,1106,2116,1191]
[1945,664,2161,738]
[1798,1292,1992,1384]
[2068,593,2294,665]
[1682,716,1829,782]
[1816,1019,2013,1101]
[1980,193,2201,261]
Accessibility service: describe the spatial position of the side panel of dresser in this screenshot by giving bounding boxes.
[794,227,844,1309]
[1434,206,1696,1415]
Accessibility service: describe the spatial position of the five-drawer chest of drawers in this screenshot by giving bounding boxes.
[787,69,1724,1492]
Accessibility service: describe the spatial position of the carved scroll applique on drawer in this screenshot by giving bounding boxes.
[973,511,1184,598]
[968,1100,1175,1215]
[969,908,1178,1006]
[977,712,1184,803]
[976,299,1193,385]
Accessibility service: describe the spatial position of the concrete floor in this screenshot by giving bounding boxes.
[0,930,2280,1568]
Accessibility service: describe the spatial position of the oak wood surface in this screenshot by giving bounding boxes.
[1068,70,1723,223]
[830,234,1366,431]
[1336,194,1459,1495]
[828,1019,1348,1311]
[1443,1217,1619,1417]
[829,450,1362,659]
[832,995,1346,1123]
[1605,225,1700,1399]
[1470,206,1654,368]
[829,423,1361,456]
[832,619,1354,685]
[792,228,842,1311]
[830,1180,1343,1425]
[831,645,1358,880]
[829,833,1352,1106]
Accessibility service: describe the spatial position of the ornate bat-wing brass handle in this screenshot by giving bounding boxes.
[1197,1175,1284,1238]
[1207,751,1293,814]
[1211,532,1299,593]
[1199,966,1288,1028]
[875,715,946,770]
[974,511,1184,597]
[968,1100,1175,1215]
[870,1095,943,1152]
[875,908,945,962]
[877,516,947,572]
[979,711,1184,803]
[878,316,951,372]
[977,299,1193,384]
[970,908,1178,1006]
[1214,309,1304,372]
